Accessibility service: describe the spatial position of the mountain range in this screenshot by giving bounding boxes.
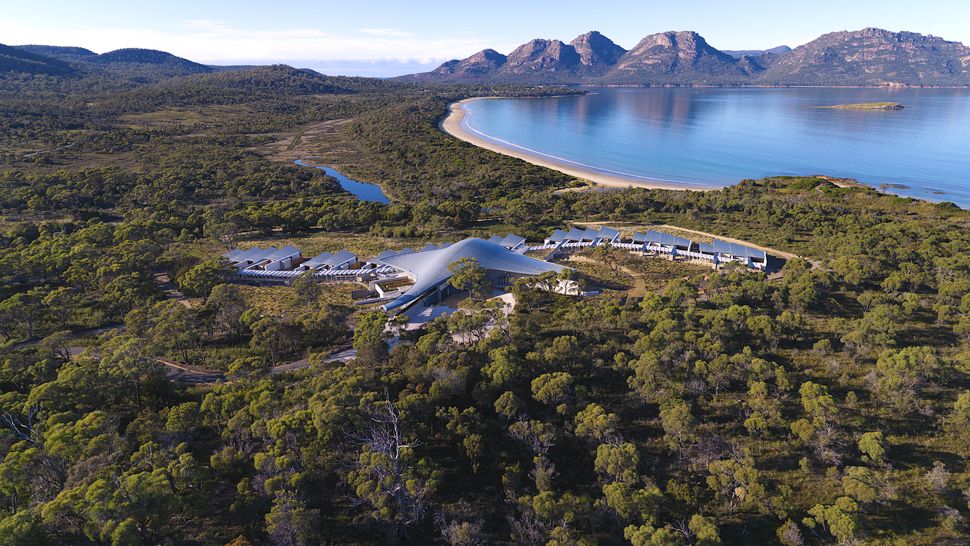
[403,28,970,86]
[3,27,970,87]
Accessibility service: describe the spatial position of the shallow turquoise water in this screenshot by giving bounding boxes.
[461,88,970,207]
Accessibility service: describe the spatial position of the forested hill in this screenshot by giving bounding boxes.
[107,66,396,109]
[0,43,77,76]
[0,43,443,100]
[1,44,218,89]
[13,45,98,62]
[91,48,213,72]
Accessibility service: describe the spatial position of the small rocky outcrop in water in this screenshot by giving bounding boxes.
[821,102,905,110]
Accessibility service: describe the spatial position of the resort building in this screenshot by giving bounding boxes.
[711,239,768,269]
[486,233,528,251]
[371,237,565,313]
[644,230,693,253]
[225,246,302,271]
[535,226,770,270]
[297,250,358,271]
[545,226,621,246]
[221,226,771,294]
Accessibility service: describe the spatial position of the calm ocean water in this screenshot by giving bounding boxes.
[461,88,970,207]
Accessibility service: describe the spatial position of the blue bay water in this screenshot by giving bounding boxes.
[461,88,970,207]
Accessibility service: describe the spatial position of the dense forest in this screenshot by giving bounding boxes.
[0,59,968,546]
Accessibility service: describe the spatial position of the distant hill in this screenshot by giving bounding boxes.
[6,28,969,88]
[722,46,792,59]
[403,28,970,86]
[500,39,583,82]
[570,31,627,68]
[109,64,397,109]
[2,45,214,85]
[607,31,752,84]
[431,49,508,80]
[92,48,214,74]
[11,45,212,75]
[427,32,628,84]
[15,44,97,62]
[158,64,360,95]
[400,30,752,84]
[0,42,405,98]
[0,43,77,76]
[762,28,970,86]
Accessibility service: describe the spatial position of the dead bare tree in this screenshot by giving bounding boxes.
[2,404,68,502]
[349,394,430,541]
[2,403,41,445]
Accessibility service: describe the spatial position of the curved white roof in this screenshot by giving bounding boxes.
[377,238,564,311]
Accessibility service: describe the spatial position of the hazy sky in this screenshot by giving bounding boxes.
[4,0,969,76]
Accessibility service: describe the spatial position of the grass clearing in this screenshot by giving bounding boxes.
[237,231,455,260]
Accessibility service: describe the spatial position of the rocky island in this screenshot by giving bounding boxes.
[819,102,905,110]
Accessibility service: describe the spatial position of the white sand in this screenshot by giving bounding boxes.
[441,98,713,192]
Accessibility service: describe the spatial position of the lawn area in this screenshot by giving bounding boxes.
[117,105,257,130]
[237,282,365,317]
[237,231,454,260]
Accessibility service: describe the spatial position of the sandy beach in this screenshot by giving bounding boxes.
[440,98,713,192]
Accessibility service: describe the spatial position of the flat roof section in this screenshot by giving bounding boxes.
[500,234,526,249]
[646,230,693,249]
[597,227,620,241]
[322,250,357,268]
[547,229,568,243]
[713,239,767,261]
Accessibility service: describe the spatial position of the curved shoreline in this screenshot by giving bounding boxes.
[441,97,715,192]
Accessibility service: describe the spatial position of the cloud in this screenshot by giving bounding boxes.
[0,20,489,65]
[358,28,415,38]
[181,19,231,32]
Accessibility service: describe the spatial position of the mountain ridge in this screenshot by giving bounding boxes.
[4,27,970,87]
[569,31,627,68]
[402,28,970,86]
[91,48,213,73]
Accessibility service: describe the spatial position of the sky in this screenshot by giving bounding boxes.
[4,0,969,77]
